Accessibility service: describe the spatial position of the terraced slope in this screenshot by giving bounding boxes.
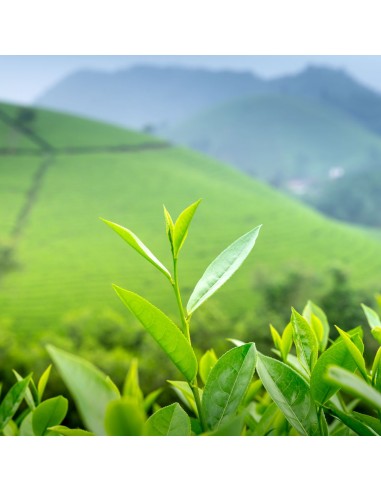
[167,94,381,186]
[0,102,380,334]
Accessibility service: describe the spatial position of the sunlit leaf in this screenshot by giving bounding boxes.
[187,225,261,314]
[145,403,191,436]
[101,218,171,280]
[199,349,218,385]
[123,358,144,404]
[256,354,320,436]
[47,345,120,435]
[37,365,52,402]
[202,343,257,430]
[104,397,145,436]
[32,396,68,436]
[49,425,94,436]
[303,301,330,351]
[291,308,318,374]
[172,199,201,257]
[114,286,197,382]
[311,332,363,405]
[0,374,32,431]
[336,326,368,381]
[326,366,381,411]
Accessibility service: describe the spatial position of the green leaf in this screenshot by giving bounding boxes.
[13,370,36,410]
[326,366,381,411]
[336,326,368,381]
[172,199,201,257]
[113,286,197,382]
[362,303,381,344]
[327,406,378,436]
[202,343,257,430]
[19,412,34,436]
[371,347,381,391]
[311,332,363,405]
[123,358,144,404]
[104,397,145,436]
[362,303,381,329]
[0,374,32,431]
[47,345,120,435]
[100,218,171,280]
[270,325,282,352]
[256,354,320,436]
[49,425,94,436]
[145,403,191,436]
[303,301,330,351]
[32,396,68,436]
[37,365,52,402]
[187,225,261,314]
[167,381,198,415]
[226,338,245,347]
[281,323,293,361]
[199,349,218,385]
[251,403,279,436]
[163,205,174,248]
[204,413,246,436]
[291,308,318,374]
[352,412,381,435]
[143,388,163,413]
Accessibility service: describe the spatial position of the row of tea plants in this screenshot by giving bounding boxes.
[1,201,381,436]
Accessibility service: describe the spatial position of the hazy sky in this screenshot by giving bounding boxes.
[2,55,381,104]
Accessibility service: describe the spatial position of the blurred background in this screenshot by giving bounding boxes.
[1,55,381,408]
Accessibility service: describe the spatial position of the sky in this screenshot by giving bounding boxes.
[2,55,381,104]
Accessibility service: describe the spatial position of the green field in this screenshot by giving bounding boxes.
[166,93,381,184]
[1,102,381,339]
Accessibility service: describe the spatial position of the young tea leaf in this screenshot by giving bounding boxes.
[113,286,198,382]
[49,425,94,436]
[256,354,320,436]
[123,358,144,404]
[291,308,318,374]
[47,345,120,435]
[145,403,191,436]
[0,374,32,431]
[371,347,381,391]
[327,406,378,436]
[303,301,330,351]
[310,332,363,405]
[104,397,146,436]
[199,349,218,385]
[37,365,52,402]
[326,366,381,411]
[101,218,172,280]
[32,396,68,436]
[167,380,198,416]
[362,303,381,344]
[163,205,174,249]
[143,388,163,413]
[202,343,257,430]
[336,326,368,381]
[187,225,261,314]
[172,199,201,258]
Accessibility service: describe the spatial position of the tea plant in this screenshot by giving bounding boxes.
[1,201,381,436]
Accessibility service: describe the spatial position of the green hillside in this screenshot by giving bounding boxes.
[166,94,381,186]
[1,102,381,340]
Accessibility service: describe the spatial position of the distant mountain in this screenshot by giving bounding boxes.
[35,65,265,130]
[166,93,381,188]
[270,66,381,136]
[35,64,381,137]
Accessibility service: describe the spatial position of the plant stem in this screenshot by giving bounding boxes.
[191,383,206,432]
[172,257,190,341]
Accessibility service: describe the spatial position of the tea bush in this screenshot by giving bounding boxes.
[1,201,381,436]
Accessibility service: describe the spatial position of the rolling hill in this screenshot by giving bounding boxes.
[270,66,381,136]
[35,65,265,130]
[166,93,381,188]
[1,101,381,339]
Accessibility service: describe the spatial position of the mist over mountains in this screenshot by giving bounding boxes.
[34,64,381,227]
